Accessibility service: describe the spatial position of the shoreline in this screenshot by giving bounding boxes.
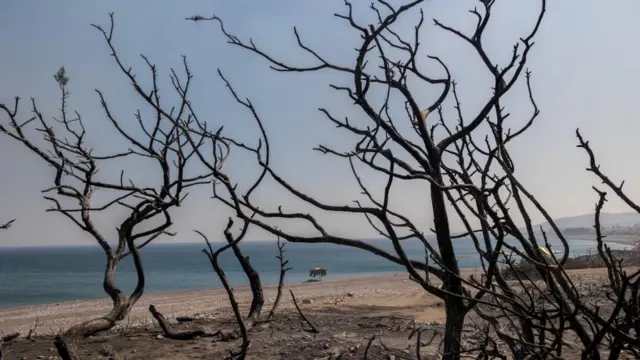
[0,266,620,335]
[0,272,426,335]
[575,234,639,246]
[0,237,636,334]
[0,272,396,312]
[0,235,636,311]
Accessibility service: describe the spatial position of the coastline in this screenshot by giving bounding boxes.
[576,234,639,246]
[0,236,636,335]
[0,267,617,335]
[0,272,412,334]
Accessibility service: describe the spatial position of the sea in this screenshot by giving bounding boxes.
[0,237,629,309]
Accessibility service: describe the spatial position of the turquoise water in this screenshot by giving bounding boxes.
[0,237,627,309]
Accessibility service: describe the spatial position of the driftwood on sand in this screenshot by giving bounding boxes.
[148,305,208,340]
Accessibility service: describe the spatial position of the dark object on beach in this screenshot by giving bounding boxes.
[1,333,19,343]
[149,305,208,340]
[175,316,195,323]
[0,333,19,360]
[309,266,327,281]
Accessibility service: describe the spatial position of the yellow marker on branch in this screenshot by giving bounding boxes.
[413,108,430,127]
[538,246,551,256]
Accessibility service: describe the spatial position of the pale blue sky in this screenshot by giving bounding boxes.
[1,0,640,246]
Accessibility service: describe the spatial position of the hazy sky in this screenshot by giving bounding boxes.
[1,0,640,247]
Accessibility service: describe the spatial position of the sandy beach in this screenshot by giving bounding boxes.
[1,234,636,337]
[0,266,614,336]
[0,236,635,359]
[0,273,425,335]
[0,265,634,359]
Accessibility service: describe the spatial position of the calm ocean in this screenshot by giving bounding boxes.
[0,237,627,309]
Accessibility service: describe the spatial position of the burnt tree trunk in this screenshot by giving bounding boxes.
[441,290,466,360]
[54,297,134,360]
[0,331,19,359]
[268,275,285,321]
[268,239,291,320]
[430,172,465,360]
[203,229,251,360]
[228,241,264,322]
[149,305,207,340]
[443,301,465,360]
[55,238,145,360]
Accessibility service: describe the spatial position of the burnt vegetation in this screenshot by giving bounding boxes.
[1,0,639,359]
[0,58,210,359]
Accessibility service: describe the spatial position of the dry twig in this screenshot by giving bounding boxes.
[289,289,319,334]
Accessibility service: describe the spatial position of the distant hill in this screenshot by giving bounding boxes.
[535,212,640,235]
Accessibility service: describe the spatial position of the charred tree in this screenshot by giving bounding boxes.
[79,11,267,331]
[0,21,210,358]
[200,219,251,360]
[184,1,547,359]
[148,305,208,340]
[0,333,19,360]
[27,2,640,358]
[268,237,292,321]
[227,236,264,323]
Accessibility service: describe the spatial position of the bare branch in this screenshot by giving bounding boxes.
[289,289,319,334]
[0,219,15,230]
[268,236,292,320]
